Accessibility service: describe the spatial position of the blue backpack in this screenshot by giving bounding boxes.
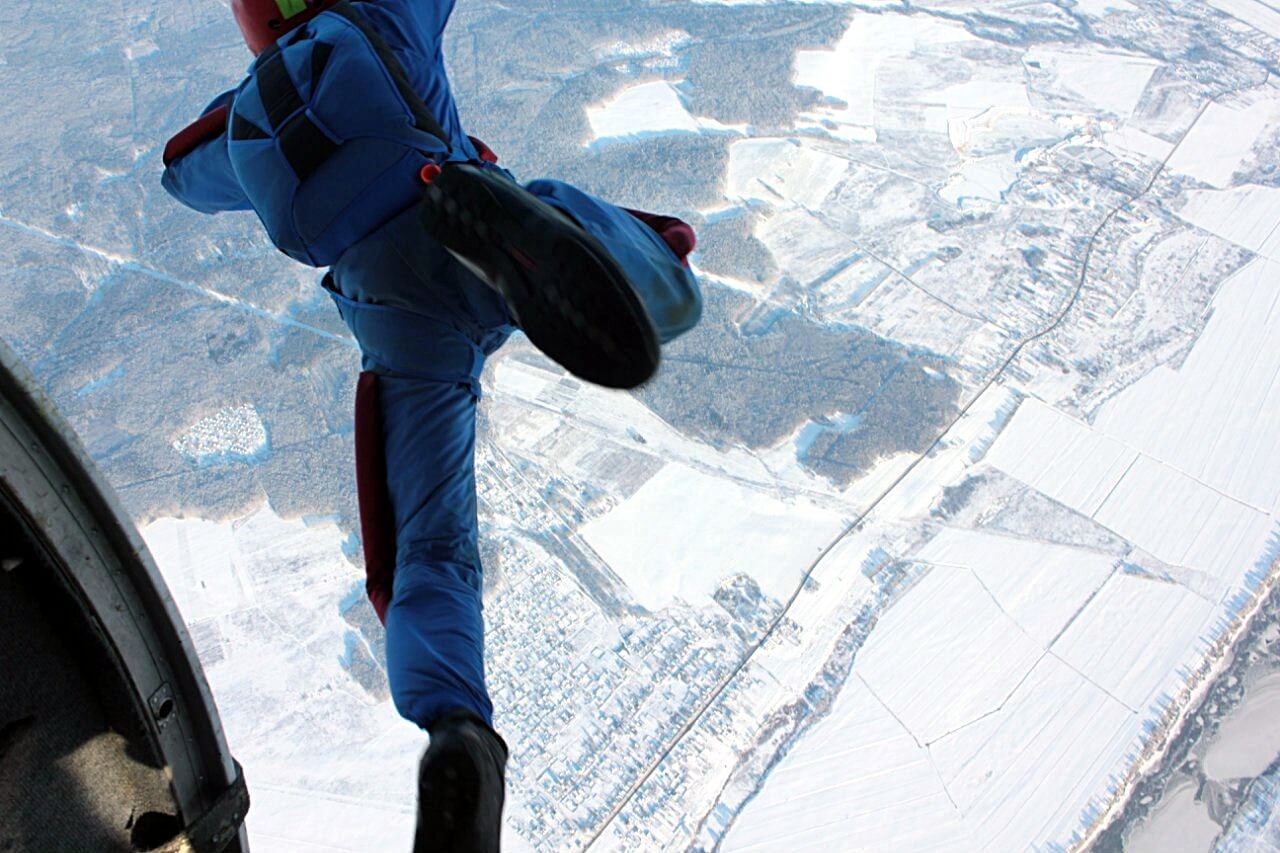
[227,2,453,267]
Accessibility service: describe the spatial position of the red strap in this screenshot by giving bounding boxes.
[354,372,397,624]
[467,135,499,164]
[625,208,697,266]
[162,105,231,167]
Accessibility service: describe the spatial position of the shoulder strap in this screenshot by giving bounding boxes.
[330,1,452,153]
[245,42,338,179]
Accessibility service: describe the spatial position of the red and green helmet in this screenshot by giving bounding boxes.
[231,0,336,55]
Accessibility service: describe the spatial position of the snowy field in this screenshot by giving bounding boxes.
[1205,0,1280,38]
[142,508,448,850]
[1178,188,1280,262]
[580,462,846,610]
[585,80,745,148]
[915,528,1117,647]
[1166,99,1276,188]
[723,677,976,852]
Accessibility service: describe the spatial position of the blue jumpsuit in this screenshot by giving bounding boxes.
[163,0,701,730]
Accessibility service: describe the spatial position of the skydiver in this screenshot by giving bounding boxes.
[159,0,703,849]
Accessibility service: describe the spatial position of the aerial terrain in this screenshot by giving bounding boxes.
[2,0,1279,849]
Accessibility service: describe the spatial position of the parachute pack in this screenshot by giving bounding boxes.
[227,1,453,267]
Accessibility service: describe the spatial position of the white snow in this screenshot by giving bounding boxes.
[1093,259,1280,513]
[930,654,1141,850]
[586,81,699,143]
[579,462,846,610]
[1125,780,1222,853]
[1177,186,1280,260]
[985,397,1139,517]
[124,40,159,61]
[940,153,1021,207]
[792,14,976,142]
[753,207,860,283]
[1202,671,1280,780]
[1052,572,1216,710]
[142,517,251,623]
[753,530,878,688]
[1025,47,1159,118]
[247,786,414,852]
[947,108,1062,157]
[733,626,1150,851]
[935,80,1033,121]
[915,528,1117,647]
[1073,0,1139,15]
[1205,0,1280,37]
[724,138,850,209]
[723,678,976,852]
[1091,455,1273,589]
[1166,100,1275,188]
[172,404,268,463]
[585,80,745,147]
[1104,125,1175,164]
[141,506,433,853]
[854,566,1044,745]
[986,398,1274,595]
[142,506,354,623]
[594,30,691,62]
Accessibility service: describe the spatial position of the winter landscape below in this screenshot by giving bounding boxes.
[2,0,1280,850]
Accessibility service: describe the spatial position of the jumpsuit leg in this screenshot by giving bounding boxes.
[333,208,512,731]
[379,372,493,728]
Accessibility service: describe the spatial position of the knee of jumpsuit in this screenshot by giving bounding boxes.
[523,177,703,345]
[330,203,515,341]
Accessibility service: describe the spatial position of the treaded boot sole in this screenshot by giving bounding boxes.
[420,163,661,389]
[415,737,487,853]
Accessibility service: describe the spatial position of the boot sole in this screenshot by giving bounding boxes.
[420,163,660,389]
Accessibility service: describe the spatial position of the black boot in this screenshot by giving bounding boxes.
[414,711,508,853]
[419,162,660,390]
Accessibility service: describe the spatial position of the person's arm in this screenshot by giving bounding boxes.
[160,91,252,214]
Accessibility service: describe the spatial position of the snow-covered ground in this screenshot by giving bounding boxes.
[580,461,845,610]
[1166,99,1276,188]
[585,80,745,148]
[142,507,443,850]
[723,677,976,852]
[1205,0,1280,39]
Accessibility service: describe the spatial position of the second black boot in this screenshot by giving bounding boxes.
[414,711,509,853]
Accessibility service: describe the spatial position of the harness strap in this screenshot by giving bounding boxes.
[279,111,337,180]
[229,112,268,141]
[255,46,303,131]
[242,42,339,180]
